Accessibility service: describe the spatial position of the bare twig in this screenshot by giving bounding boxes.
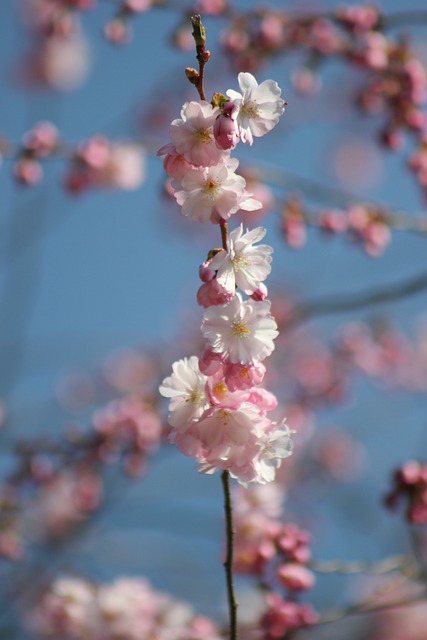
[309,554,414,576]
[288,267,427,326]
[221,470,238,640]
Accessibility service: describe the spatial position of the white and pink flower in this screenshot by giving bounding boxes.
[159,356,209,430]
[173,158,262,223]
[208,224,273,294]
[201,293,279,364]
[227,72,285,145]
[170,100,227,167]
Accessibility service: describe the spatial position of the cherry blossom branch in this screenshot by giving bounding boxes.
[317,591,427,625]
[311,558,426,627]
[256,163,427,235]
[214,220,238,640]
[184,17,239,639]
[221,470,238,640]
[383,11,427,29]
[187,15,210,102]
[309,554,414,576]
[289,267,427,326]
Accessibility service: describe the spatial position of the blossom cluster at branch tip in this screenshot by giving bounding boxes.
[385,460,427,524]
[159,72,291,484]
[232,484,318,637]
[157,72,285,224]
[29,575,222,640]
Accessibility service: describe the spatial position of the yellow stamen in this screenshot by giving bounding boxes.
[232,254,249,273]
[241,101,260,118]
[213,381,228,398]
[232,321,251,337]
[186,389,204,405]
[196,128,212,143]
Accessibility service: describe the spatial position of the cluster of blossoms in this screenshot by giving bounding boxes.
[158,71,284,222]
[281,196,392,256]
[13,121,59,185]
[385,460,427,524]
[29,575,222,640]
[216,4,427,198]
[336,321,424,391]
[4,125,145,192]
[104,1,155,45]
[20,0,92,90]
[21,0,155,72]
[233,484,318,638]
[64,135,145,194]
[159,72,295,484]
[0,395,162,559]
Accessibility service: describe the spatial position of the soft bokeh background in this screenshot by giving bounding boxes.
[1,0,427,635]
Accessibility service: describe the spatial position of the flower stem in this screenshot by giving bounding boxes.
[190,15,210,102]
[221,470,238,640]
[220,219,228,250]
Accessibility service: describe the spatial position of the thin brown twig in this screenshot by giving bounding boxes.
[190,15,210,102]
[287,267,427,327]
[309,554,414,576]
[221,470,238,640]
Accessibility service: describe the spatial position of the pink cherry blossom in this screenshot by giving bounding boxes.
[157,142,193,180]
[197,279,235,308]
[208,224,273,294]
[201,293,279,364]
[159,356,209,430]
[254,422,294,483]
[173,158,262,224]
[225,361,266,391]
[170,101,227,167]
[213,100,240,150]
[226,72,285,145]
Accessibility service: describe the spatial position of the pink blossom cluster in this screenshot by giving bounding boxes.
[337,321,427,392]
[22,0,95,40]
[216,4,427,200]
[20,0,92,90]
[158,72,285,223]
[29,575,223,640]
[356,43,427,151]
[159,73,293,485]
[64,135,145,194]
[14,121,59,185]
[281,197,391,256]
[92,396,163,475]
[21,470,102,541]
[408,133,427,199]
[0,395,162,559]
[104,1,154,45]
[385,460,427,524]
[7,126,146,193]
[220,10,341,73]
[232,484,318,637]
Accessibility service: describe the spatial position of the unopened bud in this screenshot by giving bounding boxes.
[185,67,199,84]
[211,92,228,108]
[191,15,206,47]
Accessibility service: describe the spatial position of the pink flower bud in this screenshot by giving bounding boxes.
[213,102,240,150]
[398,460,422,485]
[277,563,315,591]
[199,347,225,376]
[23,121,59,156]
[250,283,268,301]
[225,362,266,390]
[14,158,43,185]
[199,260,216,282]
[104,19,132,45]
[197,279,235,308]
